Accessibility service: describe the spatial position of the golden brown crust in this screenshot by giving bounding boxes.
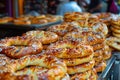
[103,51,112,60]
[0,36,43,58]
[64,12,90,22]
[88,69,98,80]
[92,23,108,36]
[112,32,120,38]
[47,23,75,36]
[70,70,91,80]
[0,17,14,24]
[112,24,120,29]
[62,54,93,66]
[111,17,120,26]
[31,15,60,24]
[94,61,106,73]
[103,45,112,60]
[13,20,31,25]
[0,55,67,80]
[67,60,95,74]
[0,54,11,66]
[94,56,103,64]
[111,26,120,33]
[64,30,105,45]
[31,18,48,24]
[61,73,70,80]
[106,37,120,50]
[46,39,93,58]
[92,43,105,51]
[23,30,59,44]
[94,49,104,57]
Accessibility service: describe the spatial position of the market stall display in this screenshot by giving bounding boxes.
[0,15,63,25]
[0,12,119,80]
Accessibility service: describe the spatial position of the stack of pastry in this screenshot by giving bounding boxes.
[106,37,120,51]
[44,39,97,80]
[110,16,120,38]
[95,13,112,26]
[63,28,109,73]
[64,12,90,22]
[48,18,111,74]
[23,30,59,50]
[0,33,69,80]
[14,15,32,25]
[0,17,13,24]
[12,14,62,25]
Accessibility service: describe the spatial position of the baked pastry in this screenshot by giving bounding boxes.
[0,36,43,58]
[111,26,120,33]
[71,70,91,80]
[92,23,108,36]
[47,23,75,36]
[106,37,120,50]
[89,69,98,80]
[46,39,93,58]
[63,30,105,45]
[112,32,120,38]
[0,54,67,80]
[64,12,90,22]
[23,30,59,44]
[94,56,103,64]
[67,60,95,74]
[0,54,10,66]
[111,16,120,26]
[31,18,48,24]
[102,45,112,60]
[14,20,31,25]
[94,61,106,73]
[94,49,104,57]
[92,43,105,51]
[0,17,13,24]
[112,25,120,29]
[62,54,93,66]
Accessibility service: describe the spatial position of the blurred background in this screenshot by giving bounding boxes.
[0,0,120,17]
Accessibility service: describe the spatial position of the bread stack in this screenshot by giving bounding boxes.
[64,12,113,73]
[45,38,97,80]
[110,15,120,38]
[0,31,69,80]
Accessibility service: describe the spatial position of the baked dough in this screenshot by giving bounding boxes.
[0,55,67,80]
[63,30,105,45]
[23,30,59,44]
[94,61,106,73]
[67,60,95,74]
[0,36,43,58]
[70,70,91,80]
[62,54,93,66]
[46,39,93,58]
[112,32,120,38]
[106,37,120,50]
[111,26,120,33]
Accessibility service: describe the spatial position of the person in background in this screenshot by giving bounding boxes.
[106,0,119,14]
[88,0,103,13]
[47,0,59,15]
[57,0,82,16]
[78,0,90,12]
[24,0,48,15]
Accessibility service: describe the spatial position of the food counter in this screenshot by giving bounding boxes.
[0,13,119,80]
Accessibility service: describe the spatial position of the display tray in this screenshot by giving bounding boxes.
[0,20,62,39]
[98,52,120,80]
[0,20,62,30]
